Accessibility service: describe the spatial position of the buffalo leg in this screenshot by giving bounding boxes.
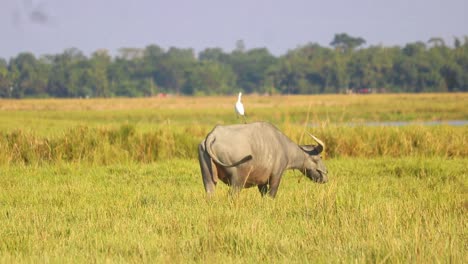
[228,186,242,198]
[227,173,243,198]
[198,142,216,195]
[226,167,249,198]
[267,174,283,198]
[258,184,268,196]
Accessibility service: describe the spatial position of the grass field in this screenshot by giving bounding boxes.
[0,93,467,262]
[1,158,466,263]
[0,93,466,136]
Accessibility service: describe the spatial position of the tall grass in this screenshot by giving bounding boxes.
[1,93,467,137]
[0,125,200,165]
[1,94,466,262]
[0,158,465,262]
[0,124,466,165]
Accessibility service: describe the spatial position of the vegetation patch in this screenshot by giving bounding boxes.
[0,158,465,262]
[0,94,466,262]
[0,124,466,165]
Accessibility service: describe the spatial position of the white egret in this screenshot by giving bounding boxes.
[235,92,246,123]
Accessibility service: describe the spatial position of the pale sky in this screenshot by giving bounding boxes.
[1,0,467,59]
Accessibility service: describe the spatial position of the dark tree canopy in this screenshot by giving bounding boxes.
[1,34,467,98]
[330,33,366,52]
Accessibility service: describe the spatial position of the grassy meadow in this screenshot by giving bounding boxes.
[0,93,467,262]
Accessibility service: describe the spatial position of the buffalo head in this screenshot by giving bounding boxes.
[299,133,328,183]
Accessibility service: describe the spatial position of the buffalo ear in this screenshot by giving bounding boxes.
[299,145,322,155]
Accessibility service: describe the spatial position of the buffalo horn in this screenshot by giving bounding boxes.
[307,132,325,154]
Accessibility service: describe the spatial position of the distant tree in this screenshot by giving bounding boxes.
[330,33,366,52]
[0,58,11,97]
[228,47,277,93]
[118,47,144,60]
[108,58,135,97]
[157,47,196,94]
[144,44,164,59]
[235,40,246,53]
[440,63,462,91]
[273,50,309,94]
[199,48,229,63]
[8,52,49,98]
[327,51,349,93]
[454,37,461,48]
[428,37,445,47]
[89,50,111,97]
[452,37,468,91]
[47,48,86,97]
[402,42,426,56]
[3,34,467,97]
[183,61,237,95]
[272,43,336,94]
[346,46,396,90]
[141,44,165,96]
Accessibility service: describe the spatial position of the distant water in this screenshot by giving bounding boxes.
[310,120,468,127]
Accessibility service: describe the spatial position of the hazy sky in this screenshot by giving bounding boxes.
[1,0,467,58]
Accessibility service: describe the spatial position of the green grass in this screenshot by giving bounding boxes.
[0,94,467,262]
[0,158,466,262]
[0,124,466,165]
[1,93,466,136]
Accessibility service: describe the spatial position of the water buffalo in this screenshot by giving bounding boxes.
[198,122,328,198]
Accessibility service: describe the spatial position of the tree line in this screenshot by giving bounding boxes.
[1,33,467,98]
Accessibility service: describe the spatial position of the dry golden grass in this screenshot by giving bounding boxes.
[0,93,466,114]
[0,93,466,164]
[0,93,466,138]
[0,158,466,262]
[0,93,466,262]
